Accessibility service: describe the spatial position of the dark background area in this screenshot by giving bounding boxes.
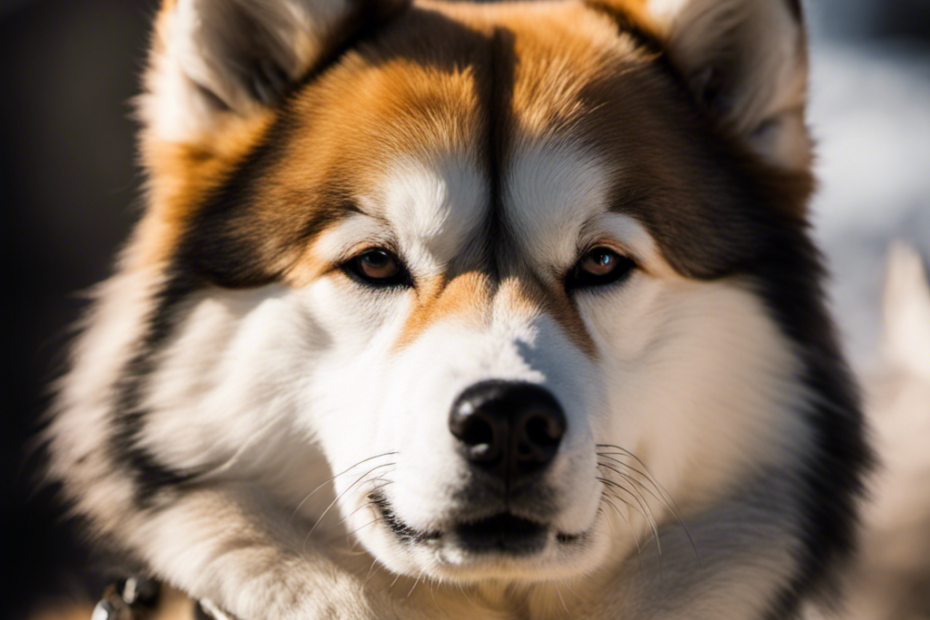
[2,1,929,619]
[2,1,153,616]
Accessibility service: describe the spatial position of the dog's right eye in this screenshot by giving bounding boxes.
[344,248,412,288]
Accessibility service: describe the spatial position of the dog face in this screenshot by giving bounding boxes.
[130,0,811,582]
[51,0,869,611]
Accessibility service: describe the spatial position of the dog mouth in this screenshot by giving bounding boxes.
[367,490,585,555]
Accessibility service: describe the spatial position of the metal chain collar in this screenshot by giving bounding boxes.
[91,578,237,620]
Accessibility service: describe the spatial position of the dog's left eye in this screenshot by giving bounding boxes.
[567,247,636,289]
[344,248,412,287]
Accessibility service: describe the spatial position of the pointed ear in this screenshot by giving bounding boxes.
[634,0,810,169]
[140,0,407,143]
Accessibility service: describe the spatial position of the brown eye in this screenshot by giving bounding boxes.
[567,247,635,290]
[345,248,411,287]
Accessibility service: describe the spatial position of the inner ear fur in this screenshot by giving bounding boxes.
[139,0,408,145]
[598,0,811,170]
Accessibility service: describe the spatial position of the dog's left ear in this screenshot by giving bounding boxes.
[604,0,811,169]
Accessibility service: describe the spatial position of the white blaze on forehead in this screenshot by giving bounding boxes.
[377,153,489,277]
[504,142,613,270]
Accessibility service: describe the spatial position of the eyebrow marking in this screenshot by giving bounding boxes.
[392,272,491,352]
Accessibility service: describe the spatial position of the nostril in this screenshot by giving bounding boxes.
[460,412,495,448]
[454,412,500,463]
[524,413,563,449]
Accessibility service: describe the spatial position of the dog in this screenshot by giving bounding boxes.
[46,0,871,618]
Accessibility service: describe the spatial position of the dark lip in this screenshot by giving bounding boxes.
[367,490,586,550]
[454,512,547,556]
[368,491,442,543]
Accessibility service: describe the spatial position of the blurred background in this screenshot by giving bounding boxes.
[2,1,928,619]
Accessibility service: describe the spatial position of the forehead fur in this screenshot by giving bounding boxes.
[143,0,812,287]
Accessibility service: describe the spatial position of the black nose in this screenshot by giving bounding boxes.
[449,381,566,489]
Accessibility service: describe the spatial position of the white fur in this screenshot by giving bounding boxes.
[378,152,489,276]
[504,142,613,275]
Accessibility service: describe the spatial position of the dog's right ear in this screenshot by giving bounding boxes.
[140,0,407,144]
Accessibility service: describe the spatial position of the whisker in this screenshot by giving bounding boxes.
[189,416,288,483]
[600,495,643,570]
[330,479,395,534]
[365,556,382,585]
[597,477,656,528]
[330,497,376,532]
[596,446,680,512]
[323,498,393,547]
[597,450,700,564]
[554,583,569,614]
[304,462,395,544]
[597,453,678,516]
[597,505,617,542]
[597,461,665,508]
[456,582,478,606]
[291,451,397,522]
[406,571,423,599]
[601,463,695,562]
[598,463,667,546]
[597,476,662,559]
[598,481,644,516]
[559,578,579,601]
[427,574,442,611]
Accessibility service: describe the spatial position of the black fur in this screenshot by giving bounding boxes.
[749,225,873,619]
[109,266,201,506]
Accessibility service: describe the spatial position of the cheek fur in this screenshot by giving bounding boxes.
[136,277,413,483]
[138,286,323,477]
[583,276,812,514]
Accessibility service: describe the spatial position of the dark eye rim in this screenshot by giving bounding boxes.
[565,246,637,291]
[341,247,413,288]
